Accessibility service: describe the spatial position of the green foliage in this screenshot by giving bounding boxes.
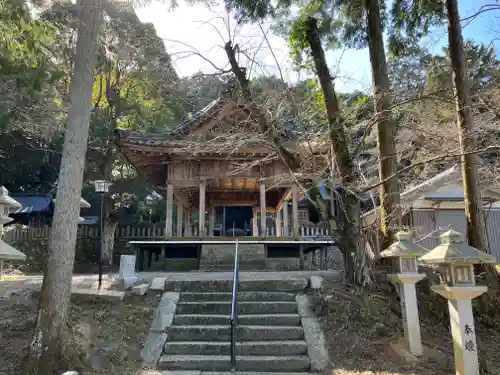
[388,0,445,56]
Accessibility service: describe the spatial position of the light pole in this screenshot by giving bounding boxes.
[93,180,111,289]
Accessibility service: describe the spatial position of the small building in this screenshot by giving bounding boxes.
[116,89,326,239]
[361,166,500,261]
[411,180,500,261]
[116,87,334,270]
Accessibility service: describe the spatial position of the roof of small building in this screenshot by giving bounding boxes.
[10,195,52,214]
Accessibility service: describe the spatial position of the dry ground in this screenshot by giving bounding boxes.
[313,280,500,375]
[0,280,161,375]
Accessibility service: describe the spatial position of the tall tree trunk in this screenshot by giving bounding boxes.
[445,0,489,252]
[305,16,368,284]
[365,0,401,249]
[23,1,102,374]
[224,41,301,171]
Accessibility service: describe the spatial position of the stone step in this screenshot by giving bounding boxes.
[164,279,308,293]
[200,264,268,271]
[159,372,316,375]
[167,325,304,342]
[180,292,296,302]
[175,301,297,315]
[164,340,308,356]
[158,355,310,372]
[173,314,301,326]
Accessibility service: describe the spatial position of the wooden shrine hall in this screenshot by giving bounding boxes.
[116,89,332,270]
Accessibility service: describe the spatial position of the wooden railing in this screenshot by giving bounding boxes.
[3,222,332,244]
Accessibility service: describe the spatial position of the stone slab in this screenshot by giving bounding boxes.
[119,254,136,278]
[132,283,150,296]
[141,331,168,364]
[151,277,166,291]
[295,294,329,371]
[71,288,125,302]
[151,292,180,333]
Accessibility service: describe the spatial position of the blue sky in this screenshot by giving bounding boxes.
[136,0,500,92]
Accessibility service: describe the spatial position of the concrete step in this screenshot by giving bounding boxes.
[173,314,301,326]
[175,301,297,315]
[164,279,308,293]
[164,340,308,356]
[158,355,310,372]
[180,292,296,302]
[167,325,304,342]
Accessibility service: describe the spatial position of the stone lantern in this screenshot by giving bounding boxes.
[419,229,496,375]
[380,230,427,356]
[0,187,26,280]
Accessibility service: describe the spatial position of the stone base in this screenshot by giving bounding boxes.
[199,244,266,270]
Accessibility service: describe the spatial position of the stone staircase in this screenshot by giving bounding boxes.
[158,278,317,373]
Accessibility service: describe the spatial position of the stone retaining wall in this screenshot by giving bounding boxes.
[199,243,267,270]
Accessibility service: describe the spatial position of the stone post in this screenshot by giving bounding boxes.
[380,231,427,356]
[0,187,25,280]
[420,230,496,375]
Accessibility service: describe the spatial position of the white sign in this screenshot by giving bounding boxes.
[118,255,137,287]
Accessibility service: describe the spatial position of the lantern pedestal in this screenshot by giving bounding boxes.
[389,273,426,356]
[432,285,486,375]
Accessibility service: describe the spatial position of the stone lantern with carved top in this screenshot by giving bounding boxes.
[419,229,495,375]
[0,187,26,280]
[380,231,428,356]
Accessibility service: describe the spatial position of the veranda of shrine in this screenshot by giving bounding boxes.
[116,88,334,270]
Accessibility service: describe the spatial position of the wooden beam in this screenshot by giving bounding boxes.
[177,202,183,236]
[199,180,206,236]
[275,187,292,211]
[292,185,299,237]
[283,201,289,236]
[260,181,266,236]
[276,209,282,237]
[185,207,191,236]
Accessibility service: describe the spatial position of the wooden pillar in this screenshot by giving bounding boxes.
[252,207,258,236]
[209,206,215,236]
[176,202,183,236]
[276,209,282,237]
[260,181,266,236]
[165,184,174,237]
[283,201,289,236]
[199,181,206,236]
[185,208,191,236]
[292,185,299,237]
